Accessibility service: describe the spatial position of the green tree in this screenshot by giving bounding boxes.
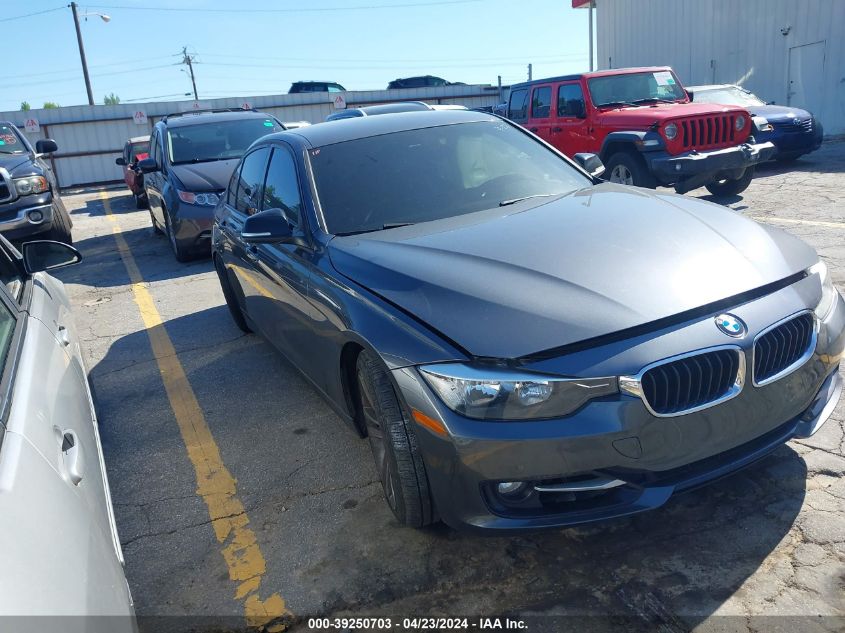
[43,102,60,109]
[20,101,30,111]
[103,93,121,105]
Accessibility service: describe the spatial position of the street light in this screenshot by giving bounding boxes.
[69,2,111,106]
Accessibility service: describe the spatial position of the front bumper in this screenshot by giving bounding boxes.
[647,141,776,192]
[393,278,845,533]
[0,195,55,240]
[172,202,214,255]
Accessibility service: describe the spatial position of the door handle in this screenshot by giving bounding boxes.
[61,430,84,486]
[57,324,71,347]
[552,127,563,133]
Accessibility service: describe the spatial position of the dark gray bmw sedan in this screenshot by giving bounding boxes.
[212,110,844,532]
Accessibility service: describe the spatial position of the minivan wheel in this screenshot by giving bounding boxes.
[355,350,434,528]
[164,211,191,262]
[214,256,251,333]
[604,151,656,188]
[705,167,754,197]
[149,210,164,235]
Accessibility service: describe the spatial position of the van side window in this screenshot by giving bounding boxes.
[558,83,586,117]
[508,89,529,122]
[531,87,552,119]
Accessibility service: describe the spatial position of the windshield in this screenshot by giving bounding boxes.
[693,86,765,107]
[167,117,283,165]
[130,141,150,162]
[588,70,686,106]
[310,120,590,235]
[0,124,26,154]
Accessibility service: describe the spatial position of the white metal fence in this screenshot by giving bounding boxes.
[0,85,503,189]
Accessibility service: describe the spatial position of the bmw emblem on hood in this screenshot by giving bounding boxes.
[715,313,747,338]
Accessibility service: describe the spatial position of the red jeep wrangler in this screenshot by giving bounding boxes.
[506,66,774,195]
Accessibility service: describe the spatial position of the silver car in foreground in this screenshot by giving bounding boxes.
[0,237,134,630]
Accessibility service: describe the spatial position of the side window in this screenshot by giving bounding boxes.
[262,147,303,230]
[226,164,241,207]
[507,89,529,121]
[558,83,586,117]
[531,86,552,118]
[149,133,159,165]
[235,147,270,215]
[0,246,22,302]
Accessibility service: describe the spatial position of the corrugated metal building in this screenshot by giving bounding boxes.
[0,85,502,189]
[593,0,845,135]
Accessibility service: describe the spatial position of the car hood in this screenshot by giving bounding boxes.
[328,184,818,359]
[0,153,38,176]
[170,158,239,191]
[598,102,747,126]
[746,104,812,121]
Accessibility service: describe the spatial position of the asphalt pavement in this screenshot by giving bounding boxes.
[56,141,845,633]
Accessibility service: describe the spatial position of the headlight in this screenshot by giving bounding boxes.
[735,114,746,131]
[419,364,618,420]
[809,260,840,320]
[13,176,48,196]
[663,122,678,140]
[177,190,220,206]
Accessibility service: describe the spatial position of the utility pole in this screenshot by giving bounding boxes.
[527,63,533,81]
[182,46,199,101]
[70,2,94,106]
[588,0,594,71]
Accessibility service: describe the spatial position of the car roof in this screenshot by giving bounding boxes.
[157,109,275,128]
[510,66,675,90]
[271,109,494,148]
[128,135,149,144]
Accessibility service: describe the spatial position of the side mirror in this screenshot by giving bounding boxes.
[22,240,81,274]
[241,208,294,244]
[573,153,606,179]
[137,157,159,173]
[115,157,126,166]
[35,139,58,154]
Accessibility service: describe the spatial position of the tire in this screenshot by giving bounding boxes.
[214,256,251,333]
[135,192,149,209]
[355,350,434,528]
[46,206,73,245]
[164,210,191,263]
[149,209,164,235]
[604,151,657,188]
[705,167,755,197]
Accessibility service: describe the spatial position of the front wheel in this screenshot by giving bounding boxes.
[604,151,656,188]
[214,256,251,333]
[164,211,191,262]
[705,167,755,197]
[46,207,73,245]
[355,350,434,528]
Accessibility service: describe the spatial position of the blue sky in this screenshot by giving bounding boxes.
[2,0,592,111]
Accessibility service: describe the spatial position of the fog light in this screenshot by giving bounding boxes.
[28,209,44,223]
[497,481,528,496]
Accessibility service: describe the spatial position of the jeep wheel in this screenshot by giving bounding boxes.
[605,151,656,188]
[355,350,434,528]
[705,167,755,197]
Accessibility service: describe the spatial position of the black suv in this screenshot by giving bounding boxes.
[289,81,346,94]
[138,109,284,261]
[0,121,73,244]
[387,75,459,89]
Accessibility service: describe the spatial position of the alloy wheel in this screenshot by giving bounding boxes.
[357,367,397,509]
[610,164,634,185]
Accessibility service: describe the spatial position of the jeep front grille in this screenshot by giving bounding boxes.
[753,312,816,386]
[680,114,738,151]
[622,347,745,417]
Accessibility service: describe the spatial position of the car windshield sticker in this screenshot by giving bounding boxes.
[654,71,676,86]
[264,120,274,127]
[0,134,17,146]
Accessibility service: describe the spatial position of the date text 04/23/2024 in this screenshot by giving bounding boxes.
[307,617,528,630]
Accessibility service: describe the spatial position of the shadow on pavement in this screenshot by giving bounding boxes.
[93,303,810,630]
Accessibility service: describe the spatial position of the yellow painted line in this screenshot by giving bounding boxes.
[99,193,289,629]
[750,215,845,229]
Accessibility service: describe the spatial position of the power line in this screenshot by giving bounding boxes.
[85,0,482,13]
[0,5,65,23]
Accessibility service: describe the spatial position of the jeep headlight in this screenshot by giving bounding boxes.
[809,260,840,320]
[735,114,746,131]
[419,364,618,420]
[13,175,48,196]
[663,123,678,140]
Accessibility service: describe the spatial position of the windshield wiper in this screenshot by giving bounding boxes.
[596,101,638,108]
[172,157,222,165]
[0,150,19,155]
[631,97,677,105]
[499,193,559,207]
[336,222,415,236]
